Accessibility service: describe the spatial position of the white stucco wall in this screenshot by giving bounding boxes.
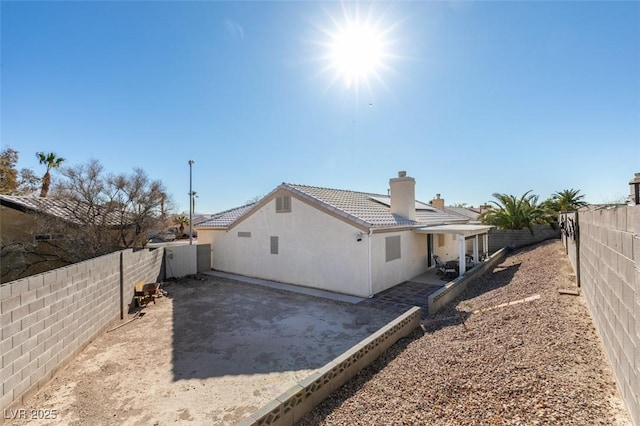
[199,196,370,297]
[164,244,197,278]
[433,232,460,262]
[371,230,428,294]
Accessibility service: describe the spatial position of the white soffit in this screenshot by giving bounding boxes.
[414,224,493,236]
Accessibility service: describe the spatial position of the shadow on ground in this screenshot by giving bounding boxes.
[170,276,398,381]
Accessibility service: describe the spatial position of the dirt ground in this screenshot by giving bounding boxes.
[6,276,396,425]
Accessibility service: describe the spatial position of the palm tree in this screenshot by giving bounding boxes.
[545,189,588,213]
[174,214,189,238]
[479,191,546,235]
[37,152,65,197]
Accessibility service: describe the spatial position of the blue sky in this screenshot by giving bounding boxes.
[3,1,639,214]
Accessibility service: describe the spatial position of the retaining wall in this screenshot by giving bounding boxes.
[489,224,560,253]
[238,307,422,426]
[563,206,639,425]
[428,248,509,314]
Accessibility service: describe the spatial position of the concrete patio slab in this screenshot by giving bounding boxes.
[207,270,365,304]
[10,274,398,426]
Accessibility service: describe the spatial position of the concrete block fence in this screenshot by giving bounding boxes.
[563,205,640,425]
[0,244,203,413]
[489,224,560,253]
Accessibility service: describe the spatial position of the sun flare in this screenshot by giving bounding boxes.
[317,4,397,94]
[329,23,384,86]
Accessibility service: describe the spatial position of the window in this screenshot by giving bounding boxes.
[385,235,401,262]
[270,236,279,254]
[437,234,445,247]
[34,234,63,242]
[276,196,291,213]
[237,231,251,238]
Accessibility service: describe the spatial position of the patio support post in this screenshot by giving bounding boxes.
[473,235,479,265]
[483,234,489,259]
[458,234,466,275]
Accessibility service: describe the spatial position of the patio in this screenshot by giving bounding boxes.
[9,275,399,426]
[357,268,447,318]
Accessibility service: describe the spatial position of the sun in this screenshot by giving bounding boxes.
[317,3,397,94]
[329,23,385,88]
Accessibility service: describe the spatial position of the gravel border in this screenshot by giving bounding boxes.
[298,240,632,425]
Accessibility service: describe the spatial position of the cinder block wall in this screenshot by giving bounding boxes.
[0,246,167,412]
[564,206,639,424]
[488,224,560,253]
[121,248,165,315]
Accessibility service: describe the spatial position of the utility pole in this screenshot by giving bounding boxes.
[189,160,195,245]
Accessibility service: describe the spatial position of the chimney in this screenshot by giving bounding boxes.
[630,172,640,205]
[389,171,416,220]
[431,193,445,210]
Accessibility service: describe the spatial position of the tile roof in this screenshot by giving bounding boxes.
[444,206,481,221]
[197,183,467,230]
[196,202,257,228]
[285,183,466,227]
[0,195,127,226]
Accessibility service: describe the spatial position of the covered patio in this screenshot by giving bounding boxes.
[415,224,493,276]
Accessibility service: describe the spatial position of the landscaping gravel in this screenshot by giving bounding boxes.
[299,240,632,425]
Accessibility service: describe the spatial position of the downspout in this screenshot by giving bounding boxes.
[368,228,373,298]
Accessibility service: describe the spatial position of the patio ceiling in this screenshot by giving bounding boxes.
[414,224,493,236]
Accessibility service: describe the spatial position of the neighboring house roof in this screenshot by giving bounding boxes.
[197,203,257,228]
[0,195,125,226]
[444,206,481,221]
[191,214,214,226]
[197,183,467,230]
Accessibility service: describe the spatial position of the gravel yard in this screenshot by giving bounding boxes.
[299,240,632,425]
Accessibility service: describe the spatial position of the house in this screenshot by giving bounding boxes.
[0,194,135,283]
[429,194,484,222]
[196,172,492,298]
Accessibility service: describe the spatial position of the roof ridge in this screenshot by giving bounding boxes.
[284,182,387,198]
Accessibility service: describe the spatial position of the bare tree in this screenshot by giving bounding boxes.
[1,159,174,282]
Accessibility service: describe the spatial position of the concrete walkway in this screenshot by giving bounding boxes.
[207,270,365,304]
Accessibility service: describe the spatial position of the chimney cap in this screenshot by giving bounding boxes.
[398,171,406,178]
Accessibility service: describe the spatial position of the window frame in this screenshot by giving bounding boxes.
[275,196,291,213]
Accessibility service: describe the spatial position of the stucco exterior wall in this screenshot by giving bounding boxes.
[202,196,370,297]
[0,207,68,283]
[164,245,197,279]
[371,231,428,294]
[433,232,460,262]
